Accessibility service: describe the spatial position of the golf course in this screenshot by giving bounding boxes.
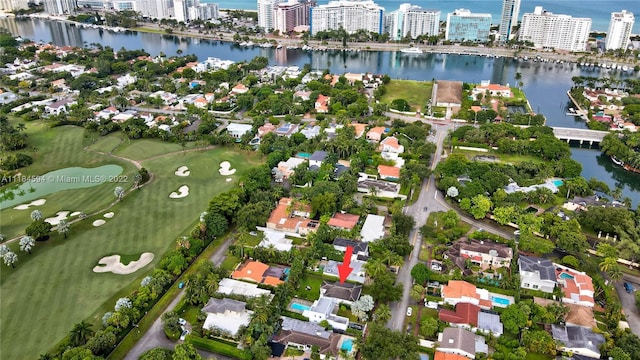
[0,120,261,359]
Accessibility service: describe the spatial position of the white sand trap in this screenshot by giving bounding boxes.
[93,219,106,227]
[70,211,82,217]
[104,212,115,218]
[219,161,236,175]
[174,166,191,177]
[13,199,47,210]
[169,185,190,199]
[45,211,70,225]
[93,252,154,275]
[226,178,233,182]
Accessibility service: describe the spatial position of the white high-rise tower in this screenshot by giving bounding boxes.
[499,0,520,41]
[605,10,634,50]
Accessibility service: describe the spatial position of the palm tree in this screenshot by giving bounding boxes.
[57,219,69,238]
[114,186,125,201]
[374,304,391,323]
[364,258,387,279]
[599,257,618,273]
[31,210,43,221]
[19,236,35,254]
[69,321,94,346]
[3,251,17,268]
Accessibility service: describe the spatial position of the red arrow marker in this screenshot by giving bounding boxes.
[337,246,354,284]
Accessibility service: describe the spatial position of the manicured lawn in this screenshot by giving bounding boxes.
[0,123,261,359]
[380,80,433,112]
[113,138,199,161]
[525,353,553,360]
[294,274,324,301]
[221,255,241,271]
[85,132,127,154]
[237,232,262,247]
[180,305,202,325]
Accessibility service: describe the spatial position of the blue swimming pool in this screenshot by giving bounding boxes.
[490,296,511,306]
[552,179,564,187]
[296,152,312,159]
[341,339,354,352]
[291,303,311,311]
[559,272,575,280]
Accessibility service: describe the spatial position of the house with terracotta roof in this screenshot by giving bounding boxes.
[439,303,503,336]
[472,80,512,99]
[366,126,386,142]
[266,197,318,235]
[231,260,284,286]
[230,83,249,94]
[257,122,277,137]
[377,164,401,181]
[441,280,492,309]
[555,264,595,307]
[378,136,404,154]
[434,353,470,360]
[193,96,209,109]
[351,123,367,138]
[327,213,360,230]
[315,94,330,113]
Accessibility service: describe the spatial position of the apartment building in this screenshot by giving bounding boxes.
[520,6,591,52]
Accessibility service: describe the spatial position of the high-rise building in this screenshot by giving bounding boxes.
[258,0,281,31]
[44,0,78,14]
[112,0,135,11]
[385,3,439,41]
[274,1,311,35]
[136,0,172,20]
[445,9,491,42]
[499,0,520,41]
[310,0,384,36]
[605,10,634,50]
[520,6,591,52]
[76,0,110,10]
[174,0,188,22]
[189,3,219,21]
[0,0,31,11]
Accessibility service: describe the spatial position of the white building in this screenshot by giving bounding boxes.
[189,3,219,21]
[520,6,591,52]
[302,297,350,331]
[202,298,253,338]
[385,3,440,41]
[274,1,310,35]
[0,0,31,10]
[605,10,634,50]
[258,0,281,31]
[360,214,385,242]
[226,123,253,139]
[173,0,188,22]
[43,0,77,14]
[136,0,172,20]
[310,0,385,36]
[499,0,520,41]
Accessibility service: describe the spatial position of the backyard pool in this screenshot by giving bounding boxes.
[490,295,512,307]
[291,303,311,312]
[559,272,575,280]
[296,152,312,159]
[552,179,564,187]
[341,339,354,352]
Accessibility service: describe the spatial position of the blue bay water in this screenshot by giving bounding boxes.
[205,0,639,33]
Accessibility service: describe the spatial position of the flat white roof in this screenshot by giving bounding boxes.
[258,229,293,252]
[203,309,252,336]
[217,278,272,298]
[360,214,385,242]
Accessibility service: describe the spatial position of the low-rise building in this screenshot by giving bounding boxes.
[217,278,273,299]
[551,325,605,359]
[472,80,512,99]
[226,123,253,140]
[276,157,307,180]
[518,255,557,293]
[320,280,363,306]
[231,260,284,286]
[555,264,595,307]
[436,327,487,359]
[303,297,350,331]
[272,317,340,357]
[445,238,513,271]
[266,197,318,235]
[327,214,360,231]
[441,280,492,309]
[360,214,385,243]
[366,126,386,142]
[45,98,76,115]
[202,298,252,338]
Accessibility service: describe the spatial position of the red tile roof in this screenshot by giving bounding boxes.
[439,303,480,326]
[327,213,360,230]
[377,165,400,179]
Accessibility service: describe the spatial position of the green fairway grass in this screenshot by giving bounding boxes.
[0,121,261,359]
[380,79,433,112]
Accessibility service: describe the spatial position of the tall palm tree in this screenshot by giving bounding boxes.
[30,210,43,221]
[599,257,618,274]
[364,258,387,279]
[19,236,35,254]
[374,304,391,323]
[69,321,94,346]
[3,251,17,268]
[57,219,69,239]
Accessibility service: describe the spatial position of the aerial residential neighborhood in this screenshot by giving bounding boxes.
[1,3,640,359]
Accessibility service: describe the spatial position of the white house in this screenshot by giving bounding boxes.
[518,255,557,293]
[202,298,253,338]
[117,73,137,88]
[45,99,76,115]
[378,136,404,154]
[309,150,328,168]
[302,297,349,331]
[217,278,273,299]
[360,214,385,242]
[226,123,253,139]
[257,228,294,252]
[551,325,605,359]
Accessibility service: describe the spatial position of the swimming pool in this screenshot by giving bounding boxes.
[559,272,575,280]
[490,296,511,306]
[552,179,564,187]
[341,339,354,352]
[291,303,311,311]
[296,152,312,159]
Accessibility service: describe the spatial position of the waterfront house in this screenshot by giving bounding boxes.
[472,81,512,99]
[202,298,252,338]
[434,80,463,112]
[518,255,557,293]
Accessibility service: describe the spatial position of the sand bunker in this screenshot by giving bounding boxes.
[169,185,189,199]
[70,211,82,217]
[93,252,154,275]
[226,178,233,182]
[175,166,191,177]
[93,219,106,227]
[13,199,46,210]
[219,161,236,176]
[45,211,70,225]
[104,212,115,218]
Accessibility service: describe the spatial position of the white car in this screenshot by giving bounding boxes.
[180,329,189,341]
[406,307,413,317]
[178,318,187,326]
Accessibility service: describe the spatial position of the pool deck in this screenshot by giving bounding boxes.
[288,298,313,314]
[488,292,515,308]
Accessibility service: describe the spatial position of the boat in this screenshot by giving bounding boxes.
[611,156,624,166]
[276,44,282,49]
[246,41,254,47]
[260,43,273,48]
[400,47,422,54]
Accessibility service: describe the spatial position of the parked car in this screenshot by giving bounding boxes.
[178,318,187,326]
[180,329,189,341]
[349,323,364,331]
[624,282,635,293]
[249,231,258,236]
[406,307,413,317]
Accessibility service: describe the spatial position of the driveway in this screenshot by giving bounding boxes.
[124,235,236,360]
[616,274,640,336]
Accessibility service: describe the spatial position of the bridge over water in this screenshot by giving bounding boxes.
[551,127,609,145]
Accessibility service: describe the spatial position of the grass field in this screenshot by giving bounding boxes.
[0,121,262,359]
[380,80,433,112]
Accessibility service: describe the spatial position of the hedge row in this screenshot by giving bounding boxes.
[186,335,251,360]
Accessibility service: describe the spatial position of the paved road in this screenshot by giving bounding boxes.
[615,274,640,336]
[124,235,236,360]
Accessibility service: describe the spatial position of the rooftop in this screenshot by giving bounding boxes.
[519,255,557,282]
[321,280,363,303]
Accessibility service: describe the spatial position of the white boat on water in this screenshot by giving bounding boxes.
[276,44,282,49]
[611,156,624,166]
[400,47,422,54]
